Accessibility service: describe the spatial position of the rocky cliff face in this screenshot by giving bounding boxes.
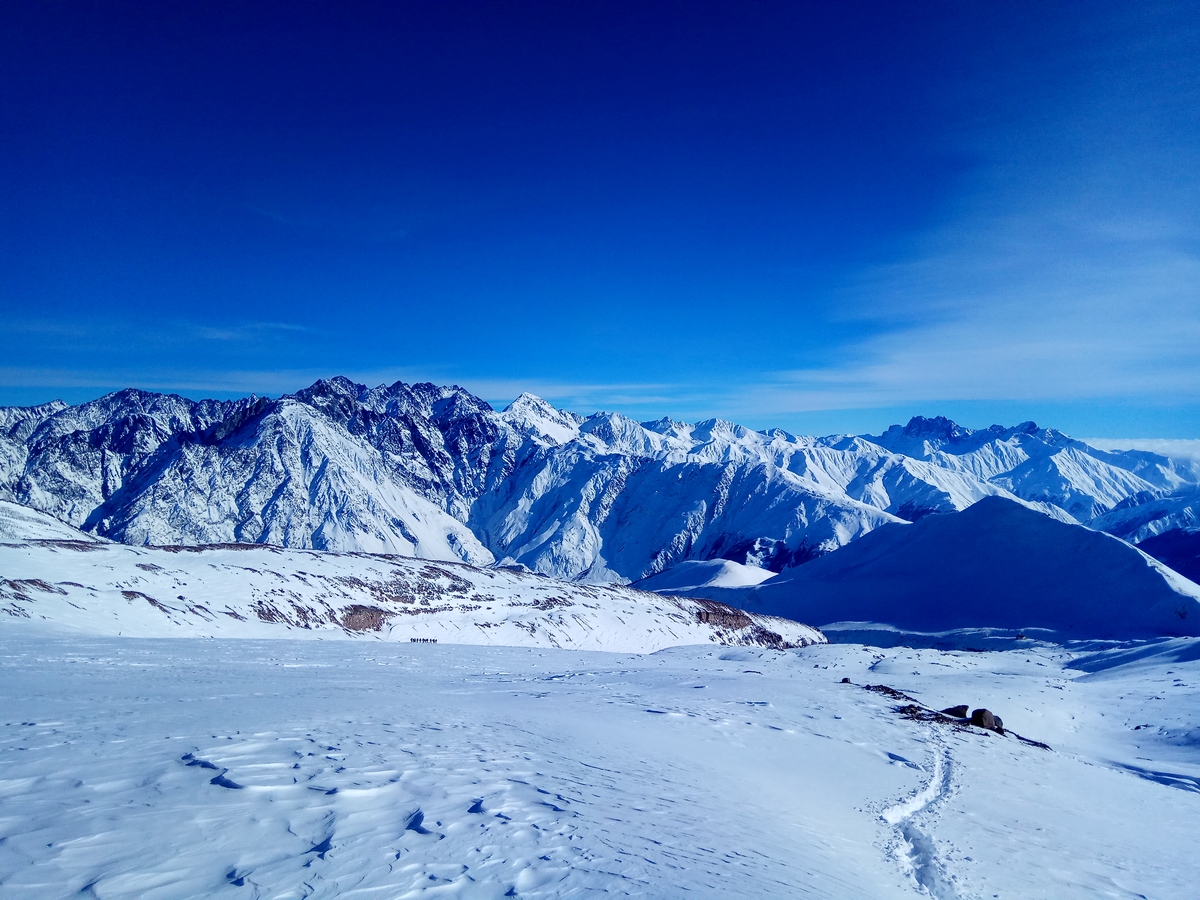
[1,378,1194,581]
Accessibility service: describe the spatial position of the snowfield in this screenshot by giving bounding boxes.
[3,490,1199,897]
[631,557,778,592]
[0,502,820,654]
[1,633,1198,899]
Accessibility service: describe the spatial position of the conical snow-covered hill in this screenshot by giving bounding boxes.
[1,377,1195,583]
[680,497,1200,640]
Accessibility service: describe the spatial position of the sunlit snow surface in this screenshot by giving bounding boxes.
[2,634,1198,898]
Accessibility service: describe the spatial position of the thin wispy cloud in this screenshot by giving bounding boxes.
[0,366,330,397]
[750,224,1200,411]
[4,5,1198,439]
[729,8,1200,418]
[191,322,312,342]
[1083,438,1200,462]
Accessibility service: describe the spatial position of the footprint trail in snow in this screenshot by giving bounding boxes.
[1,636,1199,898]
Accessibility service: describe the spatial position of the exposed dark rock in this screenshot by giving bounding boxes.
[941,705,969,717]
[970,708,1004,733]
[694,599,752,629]
[865,683,918,702]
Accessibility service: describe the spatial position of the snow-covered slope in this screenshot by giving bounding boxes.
[1136,528,1200,584]
[90,398,493,563]
[1089,485,1200,543]
[632,558,777,592]
[468,438,901,582]
[714,497,1200,639]
[0,504,821,652]
[2,379,1196,582]
[0,499,107,543]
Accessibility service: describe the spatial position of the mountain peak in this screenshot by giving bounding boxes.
[292,376,365,400]
[901,415,967,440]
[500,393,580,444]
[504,392,557,415]
[640,416,681,435]
[3,379,1194,590]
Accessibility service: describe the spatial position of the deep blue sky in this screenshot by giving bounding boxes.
[3,1,1198,436]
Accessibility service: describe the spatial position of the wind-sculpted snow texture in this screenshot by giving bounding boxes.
[2,634,1199,898]
[0,501,822,652]
[1,378,1196,582]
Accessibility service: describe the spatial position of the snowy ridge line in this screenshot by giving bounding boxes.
[0,517,825,652]
[2,378,1198,584]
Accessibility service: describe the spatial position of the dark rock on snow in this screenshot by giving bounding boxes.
[970,708,1004,733]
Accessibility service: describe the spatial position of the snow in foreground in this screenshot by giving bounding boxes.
[1,634,1198,898]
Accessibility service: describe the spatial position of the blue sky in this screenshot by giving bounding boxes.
[2,1,1198,436]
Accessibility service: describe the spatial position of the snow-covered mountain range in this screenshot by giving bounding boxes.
[2,376,1196,583]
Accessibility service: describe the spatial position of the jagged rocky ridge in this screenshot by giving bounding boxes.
[1,377,1196,582]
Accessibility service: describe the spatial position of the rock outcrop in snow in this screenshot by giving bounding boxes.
[1,379,1196,583]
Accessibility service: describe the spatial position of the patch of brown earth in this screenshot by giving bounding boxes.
[341,604,393,631]
[121,590,170,613]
